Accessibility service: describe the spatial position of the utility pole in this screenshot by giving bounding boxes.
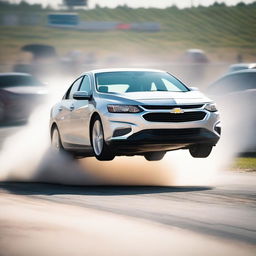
[191,0,194,8]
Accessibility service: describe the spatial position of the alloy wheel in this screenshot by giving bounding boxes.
[92,120,104,156]
[51,128,61,152]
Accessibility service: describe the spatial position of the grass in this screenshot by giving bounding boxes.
[0,3,256,64]
[233,158,256,172]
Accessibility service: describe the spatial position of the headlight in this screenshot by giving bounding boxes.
[204,103,218,112]
[107,105,142,113]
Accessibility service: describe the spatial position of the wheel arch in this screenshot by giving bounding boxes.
[50,122,58,138]
[89,112,101,143]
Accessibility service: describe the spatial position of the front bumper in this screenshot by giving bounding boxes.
[101,106,221,154]
[109,128,219,154]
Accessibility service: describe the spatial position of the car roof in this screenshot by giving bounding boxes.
[211,68,256,86]
[228,69,256,75]
[84,68,166,76]
[186,49,205,53]
[0,72,32,77]
[229,63,256,68]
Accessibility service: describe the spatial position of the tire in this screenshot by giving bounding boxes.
[0,100,5,123]
[144,151,166,161]
[189,144,213,158]
[51,126,76,158]
[91,117,115,161]
[51,126,64,153]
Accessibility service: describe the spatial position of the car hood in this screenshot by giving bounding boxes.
[3,86,48,95]
[101,91,211,105]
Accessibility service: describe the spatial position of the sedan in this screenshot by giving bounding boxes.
[227,63,256,73]
[50,69,220,161]
[0,73,47,124]
[180,49,209,63]
[207,69,256,153]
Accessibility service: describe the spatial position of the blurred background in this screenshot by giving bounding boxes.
[0,1,256,256]
[0,0,255,85]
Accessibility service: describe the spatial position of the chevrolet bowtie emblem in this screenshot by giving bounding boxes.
[171,108,184,114]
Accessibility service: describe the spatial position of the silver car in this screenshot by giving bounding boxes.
[0,73,47,124]
[228,63,256,73]
[50,68,220,161]
[208,69,256,152]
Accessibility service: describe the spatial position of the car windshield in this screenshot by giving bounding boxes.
[208,72,256,95]
[95,71,189,94]
[0,75,43,88]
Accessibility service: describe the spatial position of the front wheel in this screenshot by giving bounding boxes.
[51,127,63,152]
[144,151,166,161]
[189,144,213,158]
[91,117,115,161]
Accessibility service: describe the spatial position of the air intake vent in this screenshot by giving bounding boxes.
[143,112,206,122]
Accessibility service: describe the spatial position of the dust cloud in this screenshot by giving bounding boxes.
[0,77,174,186]
[0,76,253,187]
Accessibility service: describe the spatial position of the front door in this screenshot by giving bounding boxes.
[70,75,92,146]
[58,76,83,145]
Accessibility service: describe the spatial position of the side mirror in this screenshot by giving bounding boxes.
[190,87,199,91]
[73,91,92,100]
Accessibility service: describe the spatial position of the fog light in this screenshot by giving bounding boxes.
[113,128,132,137]
[214,122,221,135]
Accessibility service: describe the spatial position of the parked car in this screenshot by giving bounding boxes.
[50,68,220,161]
[0,73,47,123]
[13,44,61,77]
[228,63,256,73]
[207,69,256,95]
[180,49,209,63]
[207,69,256,152]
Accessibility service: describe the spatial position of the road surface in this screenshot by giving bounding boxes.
[0,125,256,256]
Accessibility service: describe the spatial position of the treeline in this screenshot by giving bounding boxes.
[0,0,255,48]
[0,0,46,11]
[0,0,256,12]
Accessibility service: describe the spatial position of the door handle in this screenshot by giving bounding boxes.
[69,104,75,111]
[58,107,63,111]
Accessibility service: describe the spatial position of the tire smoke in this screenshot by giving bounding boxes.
[0,78,254,186]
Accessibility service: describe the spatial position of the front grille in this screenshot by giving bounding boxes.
[143,111,206,122]
[142,104,204,110]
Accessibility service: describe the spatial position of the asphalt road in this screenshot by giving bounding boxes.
[0,125,256,256]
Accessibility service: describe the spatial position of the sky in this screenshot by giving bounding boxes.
[8,0,256,9]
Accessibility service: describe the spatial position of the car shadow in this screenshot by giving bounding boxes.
[0,182,213,196]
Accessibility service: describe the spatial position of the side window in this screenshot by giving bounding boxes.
[222,75,245,93]
[209,74,251,95]
[79,75,91,92]
[66,77,83,99]
[239,73,256,90]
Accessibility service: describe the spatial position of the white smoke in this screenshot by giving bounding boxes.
[0,78,254,186]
